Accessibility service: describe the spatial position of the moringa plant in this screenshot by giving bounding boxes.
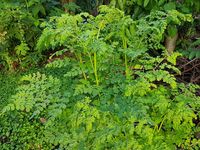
[1,6,200,149]
[37,5,192,84]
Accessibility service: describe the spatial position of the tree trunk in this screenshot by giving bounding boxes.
[165,33,178,55]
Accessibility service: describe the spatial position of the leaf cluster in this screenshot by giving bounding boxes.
[1,6,200,150]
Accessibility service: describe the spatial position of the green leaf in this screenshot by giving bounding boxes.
[144,0,150,7]
[164,2,176,11]
[196,50,200,58]
[189,51,197,60]
[167,52,182,65]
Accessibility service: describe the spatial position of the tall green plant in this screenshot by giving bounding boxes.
[37,6,191,83]
[110,0,194,55]
[1,6,200,150]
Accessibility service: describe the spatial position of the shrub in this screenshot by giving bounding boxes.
[1,6,200,149]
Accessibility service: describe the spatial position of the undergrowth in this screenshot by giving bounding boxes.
[0,6,200,150]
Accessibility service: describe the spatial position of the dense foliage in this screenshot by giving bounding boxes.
[1,5,200,149]
[110,0,200,17]
[0,0,64,71]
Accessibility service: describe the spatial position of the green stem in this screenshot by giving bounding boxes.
[97,22,102,39]
[94,52,99,86]
[88,52,98,85]
[123,38,129,79]
[158,115,166,132]
[125,54,128,74]
[92,24,102,86]
[78,54,87,80]
[75,52,87,80]
[88,52,94,70]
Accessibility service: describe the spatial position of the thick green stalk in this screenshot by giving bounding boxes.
[94,52,99,86]
[78,54,87,80]
[75,52,87,80]
[158,116,166,132]
[87,52,94,69]
[93,26,102,86]
[88,51,99,86]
